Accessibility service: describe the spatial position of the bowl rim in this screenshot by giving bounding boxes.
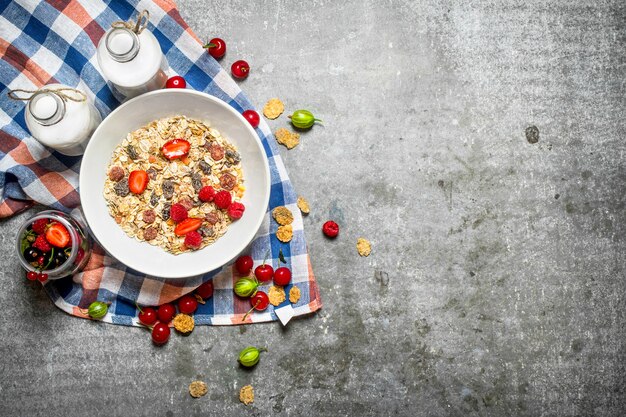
[79,89,270,278]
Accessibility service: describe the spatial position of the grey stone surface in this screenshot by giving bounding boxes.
[1,0,625,416]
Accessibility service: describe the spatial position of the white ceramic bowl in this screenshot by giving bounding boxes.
[80,89,270,278]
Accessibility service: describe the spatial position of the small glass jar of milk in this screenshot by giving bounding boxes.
[96,10,167,99]
[18,84,102,156]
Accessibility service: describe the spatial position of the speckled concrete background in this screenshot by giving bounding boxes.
[1,0,624,416]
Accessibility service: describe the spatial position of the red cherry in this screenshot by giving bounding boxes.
[138,307,158,326]
[151,322,170,345]
[37,273,48,282]
[196,280,214,299]
[157,303,176,323]
[255,264,274,282]
[178,294,198,315]
[231,60,250,79]
[242,110,259,128]
[204,37,226,59]
[322,220,339,238]
[166,76,186,89]
[235,255,254,274]
[273,267,292,286]
[26,271,38,281]
[250,291,269,311]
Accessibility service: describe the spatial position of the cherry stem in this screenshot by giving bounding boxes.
[242,300,261,322]
[135,302,144,314]
[202,43,217,49]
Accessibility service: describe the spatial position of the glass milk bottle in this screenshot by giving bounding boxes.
[22,84,101,156]
[96,10,167,99]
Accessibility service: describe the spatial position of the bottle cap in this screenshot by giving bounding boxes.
[105,27,140,62]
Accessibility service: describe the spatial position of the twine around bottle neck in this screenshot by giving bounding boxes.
[107,10,149,62]
[111,9,150,34]
[7,87,86,126]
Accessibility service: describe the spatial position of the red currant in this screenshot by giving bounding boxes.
[26,271,38,281]
[37,256,45,265]
[138,307,158,326]
[255,264,274,282]
[322,220,339,238]
[242,110,259,128]
[157,303,176,323]
[204,37,226,59]
[178,294,198,315]
[151,322,170,345]
[235,255,254,274]
[250,291,269,311]
[196,280,214,299]
[274,267,292,286]
[231,60,250,79]
[37,273,48,282]
[166,76,186,89]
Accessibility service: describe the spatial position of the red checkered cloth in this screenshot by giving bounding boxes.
[0,0,321,325]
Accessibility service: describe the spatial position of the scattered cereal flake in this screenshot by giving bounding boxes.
[276,224,293,243]
[289,286,301,304]
[296,196,310,215]
[272,206,294,225]
[173,313,195,333]
[269,285,286,306]
[194,294,206,304]
[356,238,372,257]
[263,98,284,119]
[275,128,300,149]
[239,385,254,405]
[189,381,208,398]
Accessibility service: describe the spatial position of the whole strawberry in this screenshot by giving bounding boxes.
[33,235,51,252]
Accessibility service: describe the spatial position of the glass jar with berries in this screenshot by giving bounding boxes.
[16,210,92,281]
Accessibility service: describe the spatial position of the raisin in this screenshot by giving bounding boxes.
[162,203,171,221]
[191,172,203,191]
[198,226,215,237]
[143,209,156,224]
[219,172,237,191]
[127,144,139,160]
[205,211,220,225]
[147,167,158,180]
[225,149,241,165]
[149,192,159,207]
[108,166,125,182]
[143,227,158,241]
[209,143,225,161]
[162,180,174,200]
[114,178,130,197]
[198,161,212,175]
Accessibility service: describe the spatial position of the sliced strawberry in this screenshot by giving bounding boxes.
[174,218,203,236]
[45,223,71,248]
[161,138,191,160]
[129,170,149,194]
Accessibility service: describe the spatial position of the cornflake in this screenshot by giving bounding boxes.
[239,385,254,405]
[173,313,195,333]
[262,98,284,119]
[268,285,286,306]
[189,381,208,398]
[275,128,300,149]
[276,224,293,243]
[356,238,372,257]
[272,206,293,225]
[289,286,301,304]
[296,196,310,214]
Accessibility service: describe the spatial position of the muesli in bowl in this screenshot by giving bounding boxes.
[103,115,245,254]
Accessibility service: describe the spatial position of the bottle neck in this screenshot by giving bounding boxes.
[105,27,140,62]
[27,91,65,126]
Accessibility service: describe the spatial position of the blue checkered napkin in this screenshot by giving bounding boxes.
[0,0,321,325]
